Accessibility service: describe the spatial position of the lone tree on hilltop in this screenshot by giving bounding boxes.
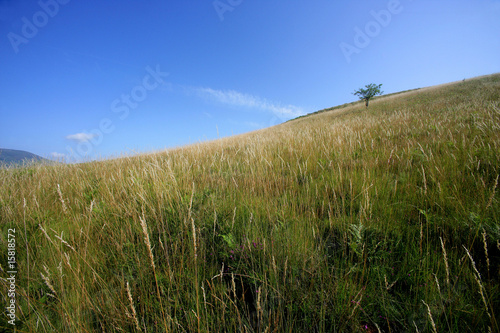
[353,83,383,108]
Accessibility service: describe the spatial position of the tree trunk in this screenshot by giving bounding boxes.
[365,99,369,108]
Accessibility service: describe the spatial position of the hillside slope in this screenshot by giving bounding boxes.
[1,74,499,332]
[0,148,49,166]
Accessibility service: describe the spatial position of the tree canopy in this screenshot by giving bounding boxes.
[353,83,383,107]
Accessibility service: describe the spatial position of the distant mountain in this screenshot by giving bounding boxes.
[0,148,50,166]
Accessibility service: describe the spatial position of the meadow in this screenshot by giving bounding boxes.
[1,74,499,332]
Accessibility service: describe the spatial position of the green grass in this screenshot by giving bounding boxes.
[1,74,499,332]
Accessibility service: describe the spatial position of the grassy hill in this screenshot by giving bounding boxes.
[0,148,49,167]
[1,74,499,332]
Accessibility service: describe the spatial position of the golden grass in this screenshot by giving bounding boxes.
[1,73,499,332]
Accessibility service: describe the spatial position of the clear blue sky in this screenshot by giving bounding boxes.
[1,0,499,162]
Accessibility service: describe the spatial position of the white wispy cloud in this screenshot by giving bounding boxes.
[50,152,66,159]
[65,132,97,143]
[195,87,306,120]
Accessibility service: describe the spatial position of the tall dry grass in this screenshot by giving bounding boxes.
[1,74,499,332]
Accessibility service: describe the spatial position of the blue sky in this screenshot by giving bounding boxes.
[1,0,499,162]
